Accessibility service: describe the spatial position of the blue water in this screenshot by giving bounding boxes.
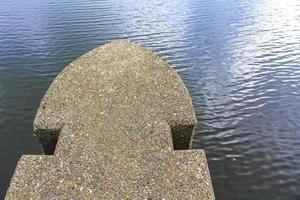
[1,0,300,199]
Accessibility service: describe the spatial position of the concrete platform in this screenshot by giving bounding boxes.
[5,40,215,199]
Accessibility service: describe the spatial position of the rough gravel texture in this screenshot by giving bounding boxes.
[5,40,215,200]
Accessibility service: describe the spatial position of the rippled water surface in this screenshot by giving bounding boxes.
[1,0,300,199]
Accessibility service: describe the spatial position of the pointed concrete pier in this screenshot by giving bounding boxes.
[6,41,215,199]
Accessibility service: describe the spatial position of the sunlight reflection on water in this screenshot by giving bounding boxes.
[1,0,300,199]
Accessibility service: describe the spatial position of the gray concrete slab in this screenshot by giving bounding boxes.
[5,40,215,200]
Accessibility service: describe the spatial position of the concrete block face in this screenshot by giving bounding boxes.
[5,40,215,199]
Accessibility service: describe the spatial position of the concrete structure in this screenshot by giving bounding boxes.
[5,40,215,199]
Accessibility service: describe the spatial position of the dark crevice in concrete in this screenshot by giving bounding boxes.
[35,129,61,155]
[171,125,195,150]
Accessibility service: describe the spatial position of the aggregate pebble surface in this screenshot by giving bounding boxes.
[5,40,215,200]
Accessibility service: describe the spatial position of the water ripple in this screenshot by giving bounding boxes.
[1,0,300,199]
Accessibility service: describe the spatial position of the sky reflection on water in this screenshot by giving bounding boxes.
[1,0,300,199]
